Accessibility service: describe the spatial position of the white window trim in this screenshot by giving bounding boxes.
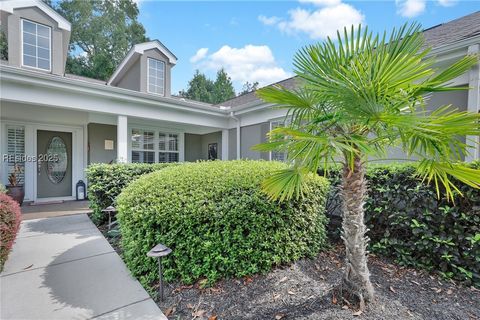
[20,18,52,72]
[130,127,181,163]
[147,57,165,96]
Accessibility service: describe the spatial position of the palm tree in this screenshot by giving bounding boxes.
[254,23,480,307]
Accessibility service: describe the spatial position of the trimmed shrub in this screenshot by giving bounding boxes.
[0,193,21,271]
[86,163,177,223]
[323,162,480,287]
[117,160,330,289]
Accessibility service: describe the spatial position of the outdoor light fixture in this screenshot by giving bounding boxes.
[101,206,117,231]
[147,243,172,301]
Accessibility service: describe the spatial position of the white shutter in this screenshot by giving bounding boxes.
[6,126,25,185]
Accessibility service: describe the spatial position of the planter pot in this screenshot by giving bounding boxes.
[7,186,25,206]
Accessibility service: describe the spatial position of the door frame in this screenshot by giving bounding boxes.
[33,124,82,203]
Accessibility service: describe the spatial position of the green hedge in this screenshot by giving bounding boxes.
[323,162,480,287]
[86,163,177,223]
[117,160,330,289]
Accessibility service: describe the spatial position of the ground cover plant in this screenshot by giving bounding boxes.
[0,193,21,271]
[86,162,177,223]
[254,22,480,307]
[116,160,330,291]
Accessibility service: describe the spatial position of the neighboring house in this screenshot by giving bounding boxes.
[0,0,479,203]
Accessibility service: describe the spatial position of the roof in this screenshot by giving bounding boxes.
[422,11,480,49]
[218,11,480,109]
[107,40,177,86]
[0,0,71,31]
[216,77,299,108]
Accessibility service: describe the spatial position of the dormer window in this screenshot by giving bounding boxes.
[21,19,51,71]
[147,58,165,95]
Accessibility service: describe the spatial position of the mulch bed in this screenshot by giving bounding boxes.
[96,220,479,320]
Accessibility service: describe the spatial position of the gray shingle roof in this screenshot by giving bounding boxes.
[219,11,480,109]
[423,11,480,49]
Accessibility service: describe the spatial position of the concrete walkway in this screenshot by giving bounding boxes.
[21,200,92,220]
[1,214,167,320]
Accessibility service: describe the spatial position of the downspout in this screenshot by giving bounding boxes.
[230,111,241,159]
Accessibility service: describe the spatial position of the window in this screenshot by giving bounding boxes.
[147,58,165,95]
[22,19,51,71]
[6,126,25,185]
[270,120,287,162]
[131,129,179,163]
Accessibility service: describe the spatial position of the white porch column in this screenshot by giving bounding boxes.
[221,129,229,160]
[466,44,480,162]
[117,115,128,162]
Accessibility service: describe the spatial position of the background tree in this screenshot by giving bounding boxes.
[180,69,236,104]
[239,81,259,95]
[55,0,148,80]
[254,24,480,308]
[212,68,236,104]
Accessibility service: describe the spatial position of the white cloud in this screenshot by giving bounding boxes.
[437,0,457,7]
[396,0,426,18]
[258,15,281,26]
[298,0,342,6]
[197,45,290,87]
[190,48,209,63]
[277,4,364,39]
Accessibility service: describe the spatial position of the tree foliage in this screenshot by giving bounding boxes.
[55,0,149,80]
[239,81,259,95]
[179,69,236,104]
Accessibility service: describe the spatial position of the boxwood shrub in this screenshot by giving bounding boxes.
[0,193,21,271]
[323,162,480,287]
[86,163,177,223]
[117,160,330,289]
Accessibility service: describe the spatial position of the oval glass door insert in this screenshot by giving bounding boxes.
[46,136,68,184]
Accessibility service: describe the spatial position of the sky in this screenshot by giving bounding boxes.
[135,0,479,94]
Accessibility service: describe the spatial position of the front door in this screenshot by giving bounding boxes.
[37,130,72,199]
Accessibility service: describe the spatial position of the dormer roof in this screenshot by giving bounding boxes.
[107,40,177,86]
[0,0,71,31]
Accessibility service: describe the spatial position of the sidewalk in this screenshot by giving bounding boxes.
[1,214,167,320]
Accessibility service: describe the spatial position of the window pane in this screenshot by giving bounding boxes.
[23,44,36,56]
[37,36,49,49]
[144,152,155,163]
[23,20,36,34]
[158,133,166,150]
[37,25,50,38]
[131,129,141,149]
[37,58,50,70]
[23,32,36,45]
[158,152,166,163]
[168,153,179,162]
[38,47,50,60]
[132,151,154,163]
[148,84,156,93]
[168,134,178,151]
[143,131,154,150]
[23,55,36,67]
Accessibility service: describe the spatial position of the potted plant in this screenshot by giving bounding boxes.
[7,164,24,206]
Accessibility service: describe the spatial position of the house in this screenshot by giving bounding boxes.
[0,0,479,203]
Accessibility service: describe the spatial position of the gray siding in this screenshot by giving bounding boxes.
[4,7,70,75]
[185,133,202,162]
[201,131,222,160]
[228,128,237,160]
[116,58,141,91]
[88,123,117,164]
[240,123,269,160]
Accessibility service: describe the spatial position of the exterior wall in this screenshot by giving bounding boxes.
[115,58,141,92]
[228,128,237,160]
[240,123,269,160]
[185,133,202,161]
[140,48,173,97]
[201,131,222,160]
[5,7,70,75]
[88,123,117,164]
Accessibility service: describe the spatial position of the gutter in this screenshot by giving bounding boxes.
[230,111,241,160]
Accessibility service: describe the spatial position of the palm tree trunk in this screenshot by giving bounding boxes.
[340,156,374,306]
